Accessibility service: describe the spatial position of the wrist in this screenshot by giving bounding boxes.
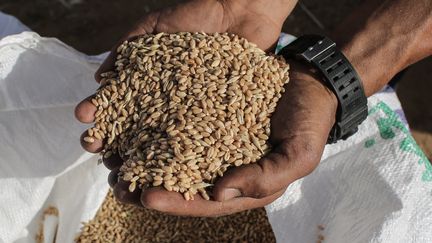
[290,62,338,117]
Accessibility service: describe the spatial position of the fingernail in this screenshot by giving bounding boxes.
[223,188,242,201]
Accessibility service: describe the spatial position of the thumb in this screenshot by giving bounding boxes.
[212,139,323,201]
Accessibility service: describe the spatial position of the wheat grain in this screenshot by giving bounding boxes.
[86,32,289,200]
[75,191,276,242]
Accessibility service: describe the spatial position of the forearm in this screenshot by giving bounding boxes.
[333,0,432,96]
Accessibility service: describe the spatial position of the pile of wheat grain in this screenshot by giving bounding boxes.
[85,32,289,200]
[75,191,276,243]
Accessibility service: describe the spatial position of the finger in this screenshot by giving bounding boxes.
[75,96,96,123]
[103,153,123,170]
[80,131,103,153]
[140,187,286,217]
[95,12,160,82]
[212,140,322,201]
[113,179,142,206]
[108,168,120,188]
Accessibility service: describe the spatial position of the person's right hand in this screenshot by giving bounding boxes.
[75,0,297,208]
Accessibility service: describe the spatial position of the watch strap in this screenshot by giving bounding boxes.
[279,35,368,143]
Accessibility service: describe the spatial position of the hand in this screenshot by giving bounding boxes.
[74,0,335,216]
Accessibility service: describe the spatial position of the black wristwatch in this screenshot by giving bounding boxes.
[279,35,368,144]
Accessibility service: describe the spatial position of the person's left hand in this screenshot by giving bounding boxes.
[100,62,337,217]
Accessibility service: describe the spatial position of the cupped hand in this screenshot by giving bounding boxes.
[75,0,337,216]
